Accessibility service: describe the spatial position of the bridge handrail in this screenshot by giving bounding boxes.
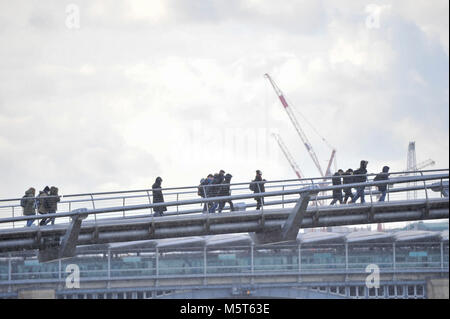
[0,168,447,203]
[0,172,447,225]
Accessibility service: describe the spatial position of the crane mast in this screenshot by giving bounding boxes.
[272,133,304,179]
[265,73,326,177]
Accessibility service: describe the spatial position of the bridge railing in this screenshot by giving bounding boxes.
[0,169,448,229]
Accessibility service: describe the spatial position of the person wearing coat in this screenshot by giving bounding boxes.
[351,160,368,204]
[21,187,36,227]
[250,170,266,210]
[152,177,167,216]
[218,173,234,213]
[342,169,354,204]
[38,186,51,226]
[43,186,60,225]
[374,166,390,202]
[330,169,344,205]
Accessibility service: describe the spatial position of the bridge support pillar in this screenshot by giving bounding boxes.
[38,208,88,263]
[250,191,311,245]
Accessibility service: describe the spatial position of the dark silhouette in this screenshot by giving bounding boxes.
[42,186,60,225]
[152,177,167,216]
[38,186,51,226]
[342,169,354,204]
[374,166,390,202]
[218,173,234,213]
[351,160,368,204]
[250,170,266,210]
[330,169,344,205]
[21,187,36,227]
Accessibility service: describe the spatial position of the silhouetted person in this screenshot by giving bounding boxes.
[198,174,213,213]
[351,160,368,204]
[152,177,167,216]
[250,170,266,210]
[218,173,234,213]
[374,166,390,202]
[342,169,354,204]
[330,169,344,205]
[43,186,60,225]
[209,173,223,213]
[21,187,36,227]
[38,186,51,226]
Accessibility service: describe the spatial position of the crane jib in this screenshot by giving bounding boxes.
[279,95,289,108]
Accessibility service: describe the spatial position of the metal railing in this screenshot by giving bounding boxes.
[0,169,448,230]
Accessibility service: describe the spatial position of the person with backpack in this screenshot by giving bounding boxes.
[250,170,266,210]
[152,177,167,217]
[198,174,213,213]
[38,186,51,226]
[374,166,390,202]
[351,160,368,204]
[218,173,234,213]
[21,187,36,227]
[330,169,344,205]
[342,169,354,204]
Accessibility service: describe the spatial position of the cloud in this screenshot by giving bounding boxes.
[0,0,448,200]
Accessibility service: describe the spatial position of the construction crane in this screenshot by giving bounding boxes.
[272,133,304,179]
[264,73,336,177]
[414,159,436,171]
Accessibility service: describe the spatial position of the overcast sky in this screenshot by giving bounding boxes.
[0,0,448,199]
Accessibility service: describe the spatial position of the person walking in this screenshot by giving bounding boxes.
[208,173,222,213]
[38,186,51,226]
[198,174,213,213]
[351,161,368,204]
[342,169,354,204]
[218,173,234,213]
[152,177,167,216]
[250,170,266,210]
[330,169,344,205]
[44,186,60,225]
[21,187,36,227]
[374,166,390,202]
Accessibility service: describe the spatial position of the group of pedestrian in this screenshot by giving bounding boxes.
[20,186,60,227]
[330,160,391,205]
[198,170,234,214]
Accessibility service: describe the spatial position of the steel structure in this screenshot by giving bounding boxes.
[272,133,304,179]
[0,170,448,262]
[264,73,336,177]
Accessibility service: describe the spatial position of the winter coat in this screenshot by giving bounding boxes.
[374,166,390,192]
[342,171,354,194]
[251,175,266,193]
[47,187,60,212]
[21,188,36,216]
[152,181,167,212]
[331,172,342,195]
[210,174,224,197]
[37,191,50,214]
[353,162,368,183]
[219,175,232,197]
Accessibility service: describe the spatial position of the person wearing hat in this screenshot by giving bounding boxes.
[374,166,390,202]
[152,177,167,216]
[351,160,368,204]
[250,170,266,210]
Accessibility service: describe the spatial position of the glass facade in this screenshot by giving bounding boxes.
[0,241,447,280]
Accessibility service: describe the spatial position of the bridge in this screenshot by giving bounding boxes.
[0,169,448,263]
